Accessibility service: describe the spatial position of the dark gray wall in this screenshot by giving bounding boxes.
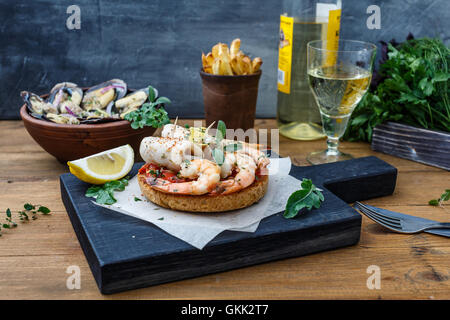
[1,0,449,119]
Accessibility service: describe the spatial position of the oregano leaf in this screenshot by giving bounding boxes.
[284,179,324,219]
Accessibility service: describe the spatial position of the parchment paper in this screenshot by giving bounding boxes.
[94,157,303,249]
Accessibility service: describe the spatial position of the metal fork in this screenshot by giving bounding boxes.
[355,202,450,234]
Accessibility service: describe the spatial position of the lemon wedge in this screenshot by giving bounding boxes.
[189,126,209,146]
[67,145,134,185]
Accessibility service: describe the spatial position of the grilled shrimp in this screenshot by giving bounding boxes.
[150,159,221,195]
[220,152,240,179]
[220,140,269,170]
[238,144,270,169]
[211,153,257,195]
[157,123,269,176]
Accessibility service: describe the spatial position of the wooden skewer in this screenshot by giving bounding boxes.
[170,116,179,136]
[205,121,215,135]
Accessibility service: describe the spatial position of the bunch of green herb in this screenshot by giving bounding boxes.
[85,177,129,205]
[211,120,242,166]
[284,179,324,219]
[429,189,450,207]
[124,86,171,130]
[0,204,51,237]
[344,37,450,142]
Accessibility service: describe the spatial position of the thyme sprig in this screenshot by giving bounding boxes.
[429,189,450,207]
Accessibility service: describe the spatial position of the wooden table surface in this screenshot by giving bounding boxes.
[0,119,449,300]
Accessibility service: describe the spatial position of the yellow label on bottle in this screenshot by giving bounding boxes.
[325,9,341,66]
[277,15,294,94]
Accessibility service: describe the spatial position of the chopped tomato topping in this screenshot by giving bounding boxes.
[138,163,264,195]
[139,163,188,183]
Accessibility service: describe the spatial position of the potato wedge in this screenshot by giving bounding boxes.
[242,56,253,74]
[218,43,230,63]
[234,52,246,74]
[230,38,241,58]
[205,39,262,75]
[202,52,209,71]
[230,56,244,75]
[212,58,220,75]
[205,52,214,66]
[211,43,221,59]
[203,66,212,74]
[252,57,263,72]
[219,59,234,76]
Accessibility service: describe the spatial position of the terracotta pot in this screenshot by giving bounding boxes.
[200,70,261,130]
[20,100,155,163]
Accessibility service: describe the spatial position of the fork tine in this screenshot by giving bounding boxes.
[359,209,397,230]
[363,212,402,232]
[356,202,401,223]
[360,208,402,229]
[357,205,402,227]
[358,207,403,231]
[356,201,400,223]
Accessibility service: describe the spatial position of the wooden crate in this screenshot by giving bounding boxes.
[371,122,450,171]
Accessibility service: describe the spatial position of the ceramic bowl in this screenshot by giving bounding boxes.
[20,93,156,163]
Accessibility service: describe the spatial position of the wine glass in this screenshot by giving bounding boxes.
[306,40,376,164]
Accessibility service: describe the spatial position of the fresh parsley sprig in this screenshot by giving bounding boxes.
[0,204,51,237]
[284,179,324,219]
[85,177,129,205]
[344,37,450,142]
[429,189,450,207]
[124,86,171,130]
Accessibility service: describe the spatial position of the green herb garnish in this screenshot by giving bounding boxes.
[212,148,225,166]
[211,120,227,166]
[223,142,242,152]
[216,120,226,142]
[344,37,450,142]
[124,86,171,130]
[134,197,142,202]
[85,177,129,205]
[429,189,450,207]
[24,203,34,210]
[149,169,164,178]
[0,204,51,237]
[38,206,51,214]
[284,179,324,219]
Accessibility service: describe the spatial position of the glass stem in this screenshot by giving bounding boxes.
[326,136,340,155]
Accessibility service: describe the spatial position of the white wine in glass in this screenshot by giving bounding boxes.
[306,40,376,164]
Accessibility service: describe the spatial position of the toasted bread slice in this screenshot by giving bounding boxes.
[137,172,268,213]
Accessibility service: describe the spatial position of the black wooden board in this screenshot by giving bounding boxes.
[60,156,397,294]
